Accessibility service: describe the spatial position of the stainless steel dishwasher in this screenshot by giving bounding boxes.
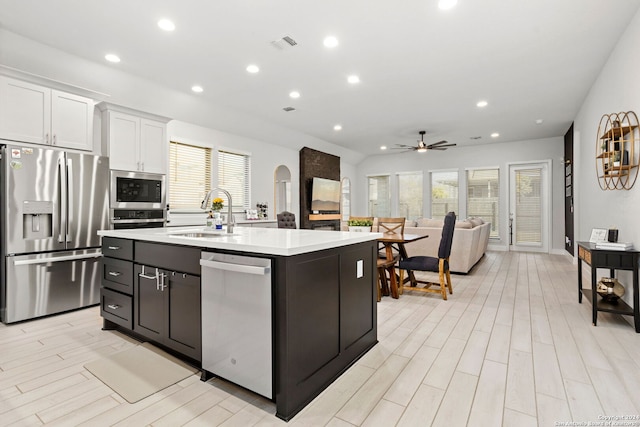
[200,252,273,398]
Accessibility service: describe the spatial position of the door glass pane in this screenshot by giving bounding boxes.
[368,175,390,217]
[467,169,499,238]
[431,171,458,220]
[515,168,541,244]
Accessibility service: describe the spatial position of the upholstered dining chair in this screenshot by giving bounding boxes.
[277,211,297,229]
[398,211,456,300]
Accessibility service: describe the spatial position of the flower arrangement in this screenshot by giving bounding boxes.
[211,197,224,211]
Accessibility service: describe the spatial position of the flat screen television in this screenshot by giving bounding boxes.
[311,177,341,212]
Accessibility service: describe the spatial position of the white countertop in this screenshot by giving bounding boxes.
[98,226,380,256]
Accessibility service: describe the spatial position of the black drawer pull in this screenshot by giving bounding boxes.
[107,304,120,310]
[107,246,120,250]
[108,271,122,277]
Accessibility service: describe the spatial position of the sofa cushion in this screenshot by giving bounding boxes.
[455,220,473,229]
[468,217,484,227]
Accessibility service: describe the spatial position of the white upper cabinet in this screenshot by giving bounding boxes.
[99,103,170,174]
[0,76,93,150]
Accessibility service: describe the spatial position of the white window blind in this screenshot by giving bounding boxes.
[218,150,250,211]
[467,168,500,238]
[169,141,211,210]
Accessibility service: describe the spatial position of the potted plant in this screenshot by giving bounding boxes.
[348,218,373,232]
[613,150,621,167]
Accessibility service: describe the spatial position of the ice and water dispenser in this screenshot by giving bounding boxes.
[22,201,53,239]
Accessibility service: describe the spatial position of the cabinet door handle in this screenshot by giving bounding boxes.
[45,133,49,144]
[53,134,57,145]
[108,271,122,277]
[108,246,120,250]
[139,265,158,280]
[107,304,120,310]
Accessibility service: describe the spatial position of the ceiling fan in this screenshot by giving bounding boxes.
[393,131,456,152]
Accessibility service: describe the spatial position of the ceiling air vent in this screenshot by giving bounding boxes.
[271,35,298,50]
[283,107,296,112]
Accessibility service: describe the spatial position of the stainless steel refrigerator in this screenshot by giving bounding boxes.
[0,144,109,323]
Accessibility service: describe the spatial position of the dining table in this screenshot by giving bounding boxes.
[377,232,429,298]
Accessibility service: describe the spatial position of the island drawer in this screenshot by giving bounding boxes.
[102,237,133,260]
[100,288,132,329]
[135,242,201,276]
[102,257,134,295]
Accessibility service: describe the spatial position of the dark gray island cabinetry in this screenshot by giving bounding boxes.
[100,237,202,363]
[97,227,379,421]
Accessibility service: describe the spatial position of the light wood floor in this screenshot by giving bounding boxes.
[1,251,639,426]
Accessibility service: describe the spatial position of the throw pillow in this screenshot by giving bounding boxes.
[455,220,473,229]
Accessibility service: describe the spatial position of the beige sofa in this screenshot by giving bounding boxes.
[403,217,491,274]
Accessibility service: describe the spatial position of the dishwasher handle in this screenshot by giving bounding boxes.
[200,259,270,275]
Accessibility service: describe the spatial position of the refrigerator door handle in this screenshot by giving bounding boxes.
[66,158,73,242]
[58,156,67,243]
[13,252,102,266]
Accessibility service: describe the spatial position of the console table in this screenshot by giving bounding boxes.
[577,241,640,332]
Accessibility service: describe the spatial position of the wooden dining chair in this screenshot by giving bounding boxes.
[398,212,456,300]
[377,256,399,300]
[376,217,406,235]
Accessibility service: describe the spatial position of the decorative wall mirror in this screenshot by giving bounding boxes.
[274,165,292,215]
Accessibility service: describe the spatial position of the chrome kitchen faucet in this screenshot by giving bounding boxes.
[201,188,234,233]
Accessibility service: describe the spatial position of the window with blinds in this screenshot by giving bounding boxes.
[368,175,390,217]
[218,150,250,211]
[467,168,499,238]
[397,171,423,221]
[169,141,211,210]
[431,171,459,220]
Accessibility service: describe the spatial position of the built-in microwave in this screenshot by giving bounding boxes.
[110,170,166,210]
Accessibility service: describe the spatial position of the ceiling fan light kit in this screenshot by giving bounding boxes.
[392,130,456,152]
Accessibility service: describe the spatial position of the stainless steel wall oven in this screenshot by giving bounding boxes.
[109,170,166,229]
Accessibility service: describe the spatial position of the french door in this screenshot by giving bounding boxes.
[508,161,551,253]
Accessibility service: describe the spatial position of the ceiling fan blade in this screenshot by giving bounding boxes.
[428,147,449,150]
[427,140,449,146]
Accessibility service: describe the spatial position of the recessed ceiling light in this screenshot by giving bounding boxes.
[380,146,387,150]
[438,0,458,10]
[246,64,260,74]
[334,124,342,131]
[476,100,488,108]
[105,54,120,63]
[289,91,300,99]
[323,36,339,48]
[347,75,360,84]
[158,19,175,32]
[536,119,544,124]
[491,132,500,138]
[191,85,203,93]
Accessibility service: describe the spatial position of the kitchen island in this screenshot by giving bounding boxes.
[97,226,379,421]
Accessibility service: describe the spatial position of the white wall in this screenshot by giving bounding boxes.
[355,137,566,251]
[572,7,640,308]
[573,8,640,245]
